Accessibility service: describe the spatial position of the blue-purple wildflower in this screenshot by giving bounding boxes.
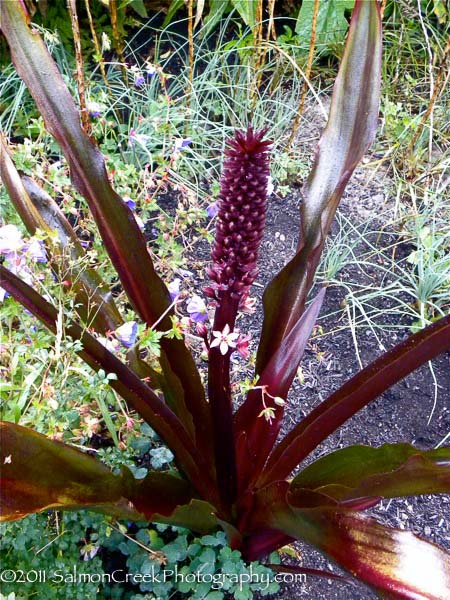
[25,239,47,263]
[128,129,151,147]
[115,321,138,348]
[186,295,208,323]
[87,101,102,118]
[135,74,145,89]
[168,278,181,301]
[173,138,192,153]
[206,202,218,219]
[123,196,137,211]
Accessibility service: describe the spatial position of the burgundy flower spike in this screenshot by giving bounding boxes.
[208,127,272,301]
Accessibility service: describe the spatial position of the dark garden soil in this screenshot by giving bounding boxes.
[164,101,450,599]
[250,168,450,599]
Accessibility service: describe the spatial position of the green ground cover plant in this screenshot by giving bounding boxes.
[1,1,450,599]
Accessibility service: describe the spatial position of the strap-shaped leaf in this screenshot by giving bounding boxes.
[0,421,220,534]
[247,483,450,598]
[1,420,142,522]
[256,0,382,373]
[291,443,450,500]
[0,266,221,507]
[0,2,212,458]
[234,287,326,491]
[260,313,450,486]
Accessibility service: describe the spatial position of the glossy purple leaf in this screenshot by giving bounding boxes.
[0,421,222,534]
[0,421,142,522]
[290,443,450,501]
[260,313,450,486]
[257,0,382,373]
[246,482,450,597]
[234,287,326,491]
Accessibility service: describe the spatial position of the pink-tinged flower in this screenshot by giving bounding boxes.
[235,333,251,359]
[186,294,208,323]
[4,255,27,274]
[210,324,239,356]
[0,224,24,254]
[240,294,257,314]
[84,416,101,437]
[173,138,192,153]
[168,278,181,300]
[115,321,137,348]
[209,127,271,301]
[81,544,100,561]
[0,254,34,303]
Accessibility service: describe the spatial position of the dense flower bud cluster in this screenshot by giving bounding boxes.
[208,127,271,300]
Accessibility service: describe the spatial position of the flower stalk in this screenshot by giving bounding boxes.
[207,127,271,511]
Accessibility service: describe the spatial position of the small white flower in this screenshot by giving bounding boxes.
[266,175,275,196]
[210,324,239,356]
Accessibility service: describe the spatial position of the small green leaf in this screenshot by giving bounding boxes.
[296,0,355,48]
[231,0,257,28]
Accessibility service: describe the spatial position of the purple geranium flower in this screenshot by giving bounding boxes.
[0,224,24,254]
[173,138,192,153]
[168,278,181,301]
[87,101,102,118]
[25,239,48,263]
[0,254,34,303]
[186,295,208,323]
[128,129,151,147]
[145,64,156,78]
[123,196,137,211]
[206,202,218,219]
[135,75,145,89]
[115,321,138,348]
